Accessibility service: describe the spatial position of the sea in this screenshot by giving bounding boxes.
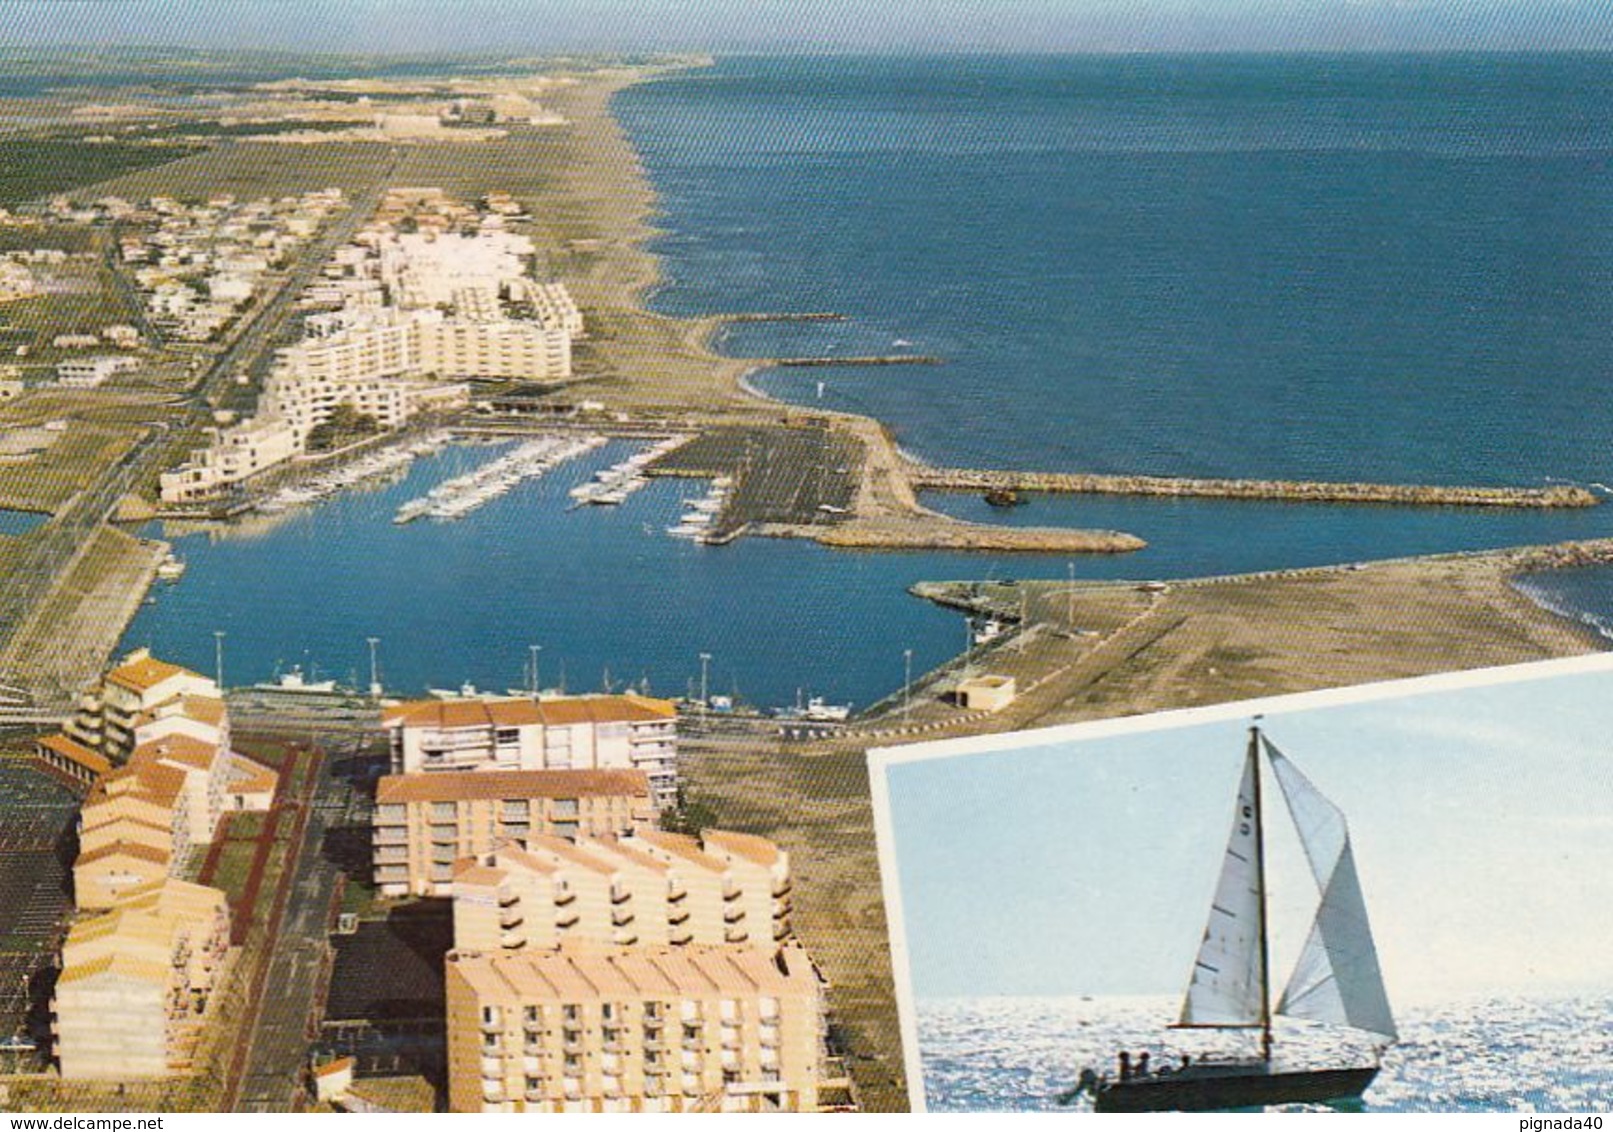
[121,54,1613,703]
[917,993,1613,1112]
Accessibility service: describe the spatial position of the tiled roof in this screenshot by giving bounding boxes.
[105,655,193,693]
[381,697,542,730]
[376,768,649,804]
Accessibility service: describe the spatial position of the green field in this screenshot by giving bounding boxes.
[0,139,202,205]
[0,422,143,512]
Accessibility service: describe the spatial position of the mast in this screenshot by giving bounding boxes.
[1250,723,1273,1063]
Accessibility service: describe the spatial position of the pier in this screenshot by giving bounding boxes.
[771,355,944,367]
[910,467,1600,509]
[720,312,846,323]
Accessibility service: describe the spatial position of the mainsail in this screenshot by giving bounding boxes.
[1179,741,1266,1028]
[1265,737,1398,1041]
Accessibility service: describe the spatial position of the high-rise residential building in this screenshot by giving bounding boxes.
[450,829,792,954]
[444,943,828,1113]
[371,769,656,897]
[382,694,679,809]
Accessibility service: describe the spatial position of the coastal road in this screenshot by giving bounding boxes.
[0,160,398,680]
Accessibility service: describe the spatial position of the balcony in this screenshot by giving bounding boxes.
[556,910,579,929]
[612,929,638,947]
[772,897,792,918]
[611,908,633,927]
[610,886,630,905]
[670,927,693,945]
[553,889,576,907]
[481,1083,505,1104]
[724,927,750,945]
[774,921,791,941]
[723,906,745,924]
[481,1017,503,1035]
[722,882,742,901]
[759,1024,780,1047]
[481,1056,504,1078]
[524,1048,544,1064]
[498,890,519,908]
[500,932,526,950]
[500,909,524,930]
[667,907,690,925]
[771,877,792,898]
[525,1084,547,1103]
[372,827,408,846]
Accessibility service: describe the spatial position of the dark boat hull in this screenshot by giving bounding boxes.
[1094,1065,1379,1113]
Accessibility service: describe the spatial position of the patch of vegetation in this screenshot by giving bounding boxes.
[659,786,719,836]
[0,140,202,205]
[306,404,381,452]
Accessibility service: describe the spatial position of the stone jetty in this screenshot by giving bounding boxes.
[910,466,1599,509]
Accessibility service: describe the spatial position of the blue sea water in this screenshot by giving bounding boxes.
[0,508,45,537]
[918,994,1613,1113]
[617,54,1613,486]
[121,55,1613,701]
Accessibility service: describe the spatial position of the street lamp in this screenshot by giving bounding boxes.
[529,644,542,698]
[213,630,226,691]
[367,637,381,697]
[903,648,913,720]
[698,653,712,713]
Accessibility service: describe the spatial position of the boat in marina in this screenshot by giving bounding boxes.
[155,553,187,581]
[568,435,692,507]
[393,434,607,523]
[775,692,853,723]
[253,664,339,694]
[1066,725,1396,1113]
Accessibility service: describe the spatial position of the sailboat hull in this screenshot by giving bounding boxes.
[1094,1064,1379,1113]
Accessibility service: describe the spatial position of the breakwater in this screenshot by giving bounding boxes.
[910,467,1599,509]
[789,517,1146,554]
[773,355,944,367]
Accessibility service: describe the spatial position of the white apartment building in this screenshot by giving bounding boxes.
[158,415,300,503]
[521,281,585,337]
[378,230,536,308]
[383,694,679,809]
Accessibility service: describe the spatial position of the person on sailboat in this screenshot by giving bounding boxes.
[1136,1051,1151,1077]
[1118,1051,1132,1081]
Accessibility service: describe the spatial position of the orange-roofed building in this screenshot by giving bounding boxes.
[383,693,679,809]
[444,943,829,1113]
[372,769,655,897]
[450,830,792,954]
[53,878,233,1079]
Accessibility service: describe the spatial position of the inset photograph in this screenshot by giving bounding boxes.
[871,656,1613,1113]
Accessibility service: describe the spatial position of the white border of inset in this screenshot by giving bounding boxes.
[868,650,1613,1113]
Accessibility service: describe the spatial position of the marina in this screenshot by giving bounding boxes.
[567,434,692,508]
[254,430,454,515]
[394,434,607,523]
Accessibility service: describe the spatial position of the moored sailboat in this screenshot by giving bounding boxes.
[1070,724,1396,1112]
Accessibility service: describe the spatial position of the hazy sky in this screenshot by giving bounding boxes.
[1,1,1611,54]
[880,661,1613,1006]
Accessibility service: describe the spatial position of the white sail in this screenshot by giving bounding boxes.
[1265,737,1398,1041]
[1179,742,1266,1028]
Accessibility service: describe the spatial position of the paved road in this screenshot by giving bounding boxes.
[230,749,342,1113]
[0,159,399,687]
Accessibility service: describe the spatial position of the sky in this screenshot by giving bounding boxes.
[879,661,1613,1006]
[0,0,1611,54]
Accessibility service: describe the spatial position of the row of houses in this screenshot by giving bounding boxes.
[34,650,280,1080]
